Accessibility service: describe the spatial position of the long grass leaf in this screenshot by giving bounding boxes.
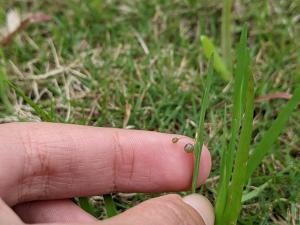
[215,26,249,222]
[246,84,300,179]
[226,26,250,185]
[223,75,254,225]
[191,56,214,193]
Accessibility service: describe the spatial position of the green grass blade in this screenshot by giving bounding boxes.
[241,179,271,203]
[0,49,12,112]
[0,65,10,110]
[215,26,249,222]
[103,194,118,218]
[191,56,214,193]
[246,84,300,179]
[223,75,254,225]
[201,36,232,81]
[221,0,233,71]
[7,80,52,122]
[226,26,250,180]
[78,197,97,217]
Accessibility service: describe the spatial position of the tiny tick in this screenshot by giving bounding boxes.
[172,137,180,143]
[184,143,194,153]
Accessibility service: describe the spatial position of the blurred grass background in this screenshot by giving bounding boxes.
[0,0,299,224]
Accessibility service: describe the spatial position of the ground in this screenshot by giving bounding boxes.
[0,0,299,224]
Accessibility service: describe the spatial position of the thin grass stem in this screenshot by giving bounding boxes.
[221,0,233,70]
[191,56,214,193]
[0,50,12,112]
[103,194,118,218]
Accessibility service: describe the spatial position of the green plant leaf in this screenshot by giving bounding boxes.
[201,35,232,81]
[241,180,271,203]
[78,197,97,217]
[215,26,249,223]
[221,0,234,71]
[0,49,11,111]
[103,194,118,218]
[191,56,214,193]
[223,75,254,225]
[246,84,300,179]
[7,80,52,122]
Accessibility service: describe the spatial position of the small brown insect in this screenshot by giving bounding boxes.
[184,143,194,153]
[172,137,180,143]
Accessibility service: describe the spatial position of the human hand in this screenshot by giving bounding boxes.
[0,122,214,225]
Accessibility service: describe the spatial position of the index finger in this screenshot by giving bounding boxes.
[0,122,211,206]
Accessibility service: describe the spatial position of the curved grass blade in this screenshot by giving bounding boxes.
[191,56,214,193]
[201,36,232,81]
[246,84,300,179]
[241,179,271,203]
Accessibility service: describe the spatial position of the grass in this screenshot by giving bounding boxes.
[103,194,118,218]
[221,0,233,71]
[0,49,11,112]
[247,84,300,179]
[78,197,97,217]
[0,0,300,223]
[213,25,299,224]
[201,35,231,81]
[191,56,214,193]
[215,26,252,224]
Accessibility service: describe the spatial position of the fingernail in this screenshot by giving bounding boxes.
[183,194,214,225]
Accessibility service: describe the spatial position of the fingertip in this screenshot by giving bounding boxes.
[102,194,213,225]
[183,194,215,225]
[159,135,212,191]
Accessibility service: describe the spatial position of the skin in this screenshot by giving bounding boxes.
[0,122,213,225]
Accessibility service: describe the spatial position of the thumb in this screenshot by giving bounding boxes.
[102,194,214,225]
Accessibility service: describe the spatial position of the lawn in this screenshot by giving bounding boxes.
[0,0,299,224]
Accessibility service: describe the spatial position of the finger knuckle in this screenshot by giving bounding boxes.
[17,125,52,202]
[112,130,140,192]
